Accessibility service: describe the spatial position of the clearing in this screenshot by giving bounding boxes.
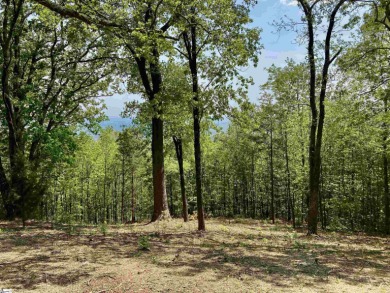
[0,218,389,292]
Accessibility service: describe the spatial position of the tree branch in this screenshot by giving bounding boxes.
[33,0,123,28]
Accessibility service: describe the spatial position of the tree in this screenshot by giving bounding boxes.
[161,62,192,222]
[0,2,114,221]
[33,0,186,222]
[339,6,390,233]
[176,0,261,230]
[262,60,310,227]
[296,0,353,234]
[125,61,193,222]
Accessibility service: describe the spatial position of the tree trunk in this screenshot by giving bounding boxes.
[0,158,13,220]
[103,157,107,223]
[169,175,174,216]
[173,136,189,222]
[151,117,170,221]
[131,169,136,224]
[223,165,227,216]
[270,125,275,224]
[121,154,125,223]
[183,12,205,231]
[284,131,294,226]
[193,106,205,230]
[251,151,256,219]
[86,171,90,223]
[136,43,170,222]
[114,169,118,223]
[1,7,15,221]
[305,0,320,234]
[383,96,389,234]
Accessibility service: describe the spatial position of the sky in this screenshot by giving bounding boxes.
[102,0,306,118]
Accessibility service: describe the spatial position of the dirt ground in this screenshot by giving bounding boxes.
[0,218,389,293]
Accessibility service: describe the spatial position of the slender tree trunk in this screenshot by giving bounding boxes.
[173,136,188,222]
[103,157,107,223]
[131,169,136,223]
[223,165,227,216]
[80,168,84,223]
[383,96,389,234]
[270,126,275,224]
[86,172,90,223]
[284,131,294,226]
[183,12,205,230]
[251,151,256,219]
[114,169,117,223]
[169,175,174,216]
[121,154,125,223]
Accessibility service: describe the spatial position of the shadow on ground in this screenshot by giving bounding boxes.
[0,219,389,291]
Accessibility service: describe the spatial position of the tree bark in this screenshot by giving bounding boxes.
[193,108,205,230]
[383,95,389,234]
[151,116,170,221]
[173,136,189,222]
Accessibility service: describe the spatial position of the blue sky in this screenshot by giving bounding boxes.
[102,0,305,117]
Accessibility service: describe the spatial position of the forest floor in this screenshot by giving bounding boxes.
[0,218,389,293]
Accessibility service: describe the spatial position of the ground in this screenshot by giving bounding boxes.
[0,218,389,293]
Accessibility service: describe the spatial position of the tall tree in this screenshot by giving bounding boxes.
[339,5,390,233]
[0,2,113,221]
[33,0,186,221]
[177,0,261,230]
[296,0,352,234]
[125,61,193,222]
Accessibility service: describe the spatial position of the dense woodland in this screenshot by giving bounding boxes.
[0,0,390,236]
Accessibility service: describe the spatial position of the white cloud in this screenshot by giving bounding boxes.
[280,0,297,6]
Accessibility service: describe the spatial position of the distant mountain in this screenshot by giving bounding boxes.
[100,116,132,131]
[99,116,230,132]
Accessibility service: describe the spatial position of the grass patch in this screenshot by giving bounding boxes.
[292,240,307,250]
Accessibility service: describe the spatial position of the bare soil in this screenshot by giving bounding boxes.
[0,218,389,292]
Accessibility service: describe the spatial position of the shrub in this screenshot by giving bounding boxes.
[99,223,108,236]
[138,235,151,251]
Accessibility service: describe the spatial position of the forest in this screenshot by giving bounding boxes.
[0,0,389,292]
